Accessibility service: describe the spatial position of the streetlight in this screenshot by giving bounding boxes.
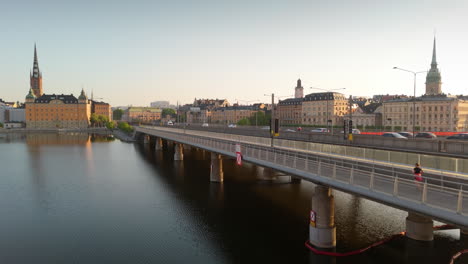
[310,87,346,134]
[263,94,293,147]
[393,67,427,137]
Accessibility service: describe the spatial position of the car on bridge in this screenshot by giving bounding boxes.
[415,132,437,139]
[382,132,407,139]
[284,129,296,133]
[340,129,361,134]
[228,124,237,128]
[202,123,209,127]
[311,128,329,133]
[398,132,413,138]
[446,133,468,140]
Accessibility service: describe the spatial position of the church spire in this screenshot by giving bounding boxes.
[425,37,442,95]
[30,44,43,97]
[431,37,437,68]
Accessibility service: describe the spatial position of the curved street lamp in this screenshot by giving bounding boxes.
[310,87,346,133]
[393,67,427,137]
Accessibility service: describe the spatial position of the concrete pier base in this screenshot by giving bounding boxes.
[405,212,433,241]
[155,138,163,151]
[174,143,184,161]
[291,176,302,184]
[210,153,224,182]
[309,185,336,248]
[143,135,150,144]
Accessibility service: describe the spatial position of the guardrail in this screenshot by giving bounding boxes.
[137,126,468,227]
[157,124,468,157]
[147,125,468,174]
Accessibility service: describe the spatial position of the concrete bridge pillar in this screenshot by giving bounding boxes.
[174,143,184,161]
[143,135,150,144]
[405,212,433,241]
[155,138,163,151]
[291,176,302,184]
[210,153,224,183]
[309,185,336,248]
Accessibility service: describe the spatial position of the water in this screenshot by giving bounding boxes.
[0,132,467,263]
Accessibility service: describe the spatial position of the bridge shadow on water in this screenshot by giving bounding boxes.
[134,142,467,264]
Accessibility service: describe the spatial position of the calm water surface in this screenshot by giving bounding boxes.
[0,133,466,263]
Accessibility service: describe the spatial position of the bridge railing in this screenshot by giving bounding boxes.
[139,127,468,217]
[143,125,468,174]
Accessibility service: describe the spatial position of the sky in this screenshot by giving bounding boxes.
[1,0,468,107]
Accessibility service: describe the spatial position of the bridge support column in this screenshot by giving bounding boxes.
[309,185,336,248]
[174,143,184,161]
[210,153,224,183]
[155,138,163,151]
[405,212,433,241]
[291,176,302,184]
[143,135,150,144]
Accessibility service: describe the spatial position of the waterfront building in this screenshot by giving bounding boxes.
[122,107,162,123]
[211,105,264,124]
[24,45,111,129]
[150,101,171,108]
[185,98,230,123]
[91,100,112,120]
[25,89,91,128]
[383,38,468,132]
[353,103,383,128]
[301,92,348,126]
[277,98,303,125]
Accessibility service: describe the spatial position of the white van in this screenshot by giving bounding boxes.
[167,121,174,126]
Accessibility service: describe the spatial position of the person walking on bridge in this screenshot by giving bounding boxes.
[413,163,423,189]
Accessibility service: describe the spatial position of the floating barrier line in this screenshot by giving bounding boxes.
[304,224,458,258]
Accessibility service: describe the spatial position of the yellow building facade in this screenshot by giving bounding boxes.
[25,89,91,129]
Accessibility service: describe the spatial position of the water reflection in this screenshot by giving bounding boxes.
[1,134,466,263]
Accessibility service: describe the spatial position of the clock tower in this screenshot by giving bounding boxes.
[30,44,43,97]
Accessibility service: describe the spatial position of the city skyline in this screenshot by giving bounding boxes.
[1,0,468,106]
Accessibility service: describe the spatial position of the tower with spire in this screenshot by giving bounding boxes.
[425,37,442,95]
[30,44,43,97]
[294,78,304,99]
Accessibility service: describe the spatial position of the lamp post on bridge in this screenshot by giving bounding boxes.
[310,87,346,134]
[393,67,427,137]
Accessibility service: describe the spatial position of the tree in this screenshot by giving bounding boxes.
[0,122,3,128]
[90,113,98,126]
[106,121,116,130]
[162,108,176,118]
[248,111,269,126]
[113,109,124,120]
[237,118,251,126]
[118,121,134,133]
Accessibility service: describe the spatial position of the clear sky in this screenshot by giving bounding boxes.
[1,0,468,107]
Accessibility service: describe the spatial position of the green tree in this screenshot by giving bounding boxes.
[162,108,176,118]
[248,111,269,126]
[118,121,134,133]
[113,109,124,120]
[90,113,98,126]
[237,118,251,126]
[0,122,3,128]
[106,121,116,130]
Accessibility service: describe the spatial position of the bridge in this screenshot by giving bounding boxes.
[135,125,468,248]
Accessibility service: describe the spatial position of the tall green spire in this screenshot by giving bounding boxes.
[431,37,437,67]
